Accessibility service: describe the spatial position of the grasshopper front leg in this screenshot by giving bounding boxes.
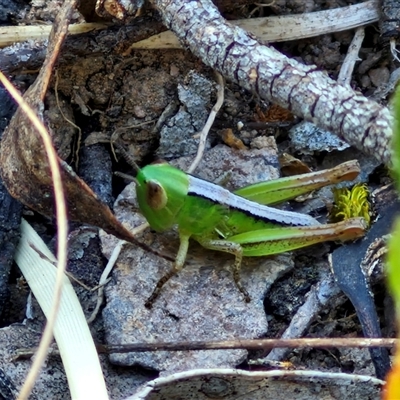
[145,232,190,308]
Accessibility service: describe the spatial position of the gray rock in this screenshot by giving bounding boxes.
[101,144,294,374]
[157,71,214,159]
[289,121,350,154]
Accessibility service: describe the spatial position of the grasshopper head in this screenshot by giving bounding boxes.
[135,163,188,232]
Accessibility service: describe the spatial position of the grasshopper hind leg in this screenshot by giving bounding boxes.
[197,239,250,302]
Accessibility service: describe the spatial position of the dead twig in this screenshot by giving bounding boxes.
[188,72,224,173]
[89,337,399,354]
[87,241,124,324]
[88,223,149,323]
[15,337,397,359]
[338,27,365,87]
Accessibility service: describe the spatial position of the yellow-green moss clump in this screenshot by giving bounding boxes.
[331,183,371,227]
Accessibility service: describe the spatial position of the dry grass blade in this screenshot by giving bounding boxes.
[15,219,108,399]
[0,23,108,48]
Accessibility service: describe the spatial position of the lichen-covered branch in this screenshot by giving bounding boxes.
[150,0,392,164]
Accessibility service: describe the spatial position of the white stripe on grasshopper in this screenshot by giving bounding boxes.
[187,175,320,227]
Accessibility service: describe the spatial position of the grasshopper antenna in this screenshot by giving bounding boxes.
[112,141,141,175]
[114,171,137,182]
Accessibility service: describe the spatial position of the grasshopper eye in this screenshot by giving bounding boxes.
[146,180,167,210]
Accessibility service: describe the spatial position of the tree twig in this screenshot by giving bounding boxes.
[15,337,397,359]
[96,337,398,354]
[338,27,365,87]
[188,72,224,173]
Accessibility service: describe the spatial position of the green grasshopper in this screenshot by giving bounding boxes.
[124,156,366,308]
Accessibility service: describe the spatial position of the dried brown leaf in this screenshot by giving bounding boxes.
[0,0,153,247]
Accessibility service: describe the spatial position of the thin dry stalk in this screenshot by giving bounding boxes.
[0,72,68,400]
[188,72,225,173]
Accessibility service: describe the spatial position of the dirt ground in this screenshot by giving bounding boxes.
[0,0,395,398]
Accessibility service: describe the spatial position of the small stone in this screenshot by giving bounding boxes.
[360,74,371,88]
[133,105,146,119]
[289,121,350,154]
[368,67,390,88]
[170,64,179,76]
